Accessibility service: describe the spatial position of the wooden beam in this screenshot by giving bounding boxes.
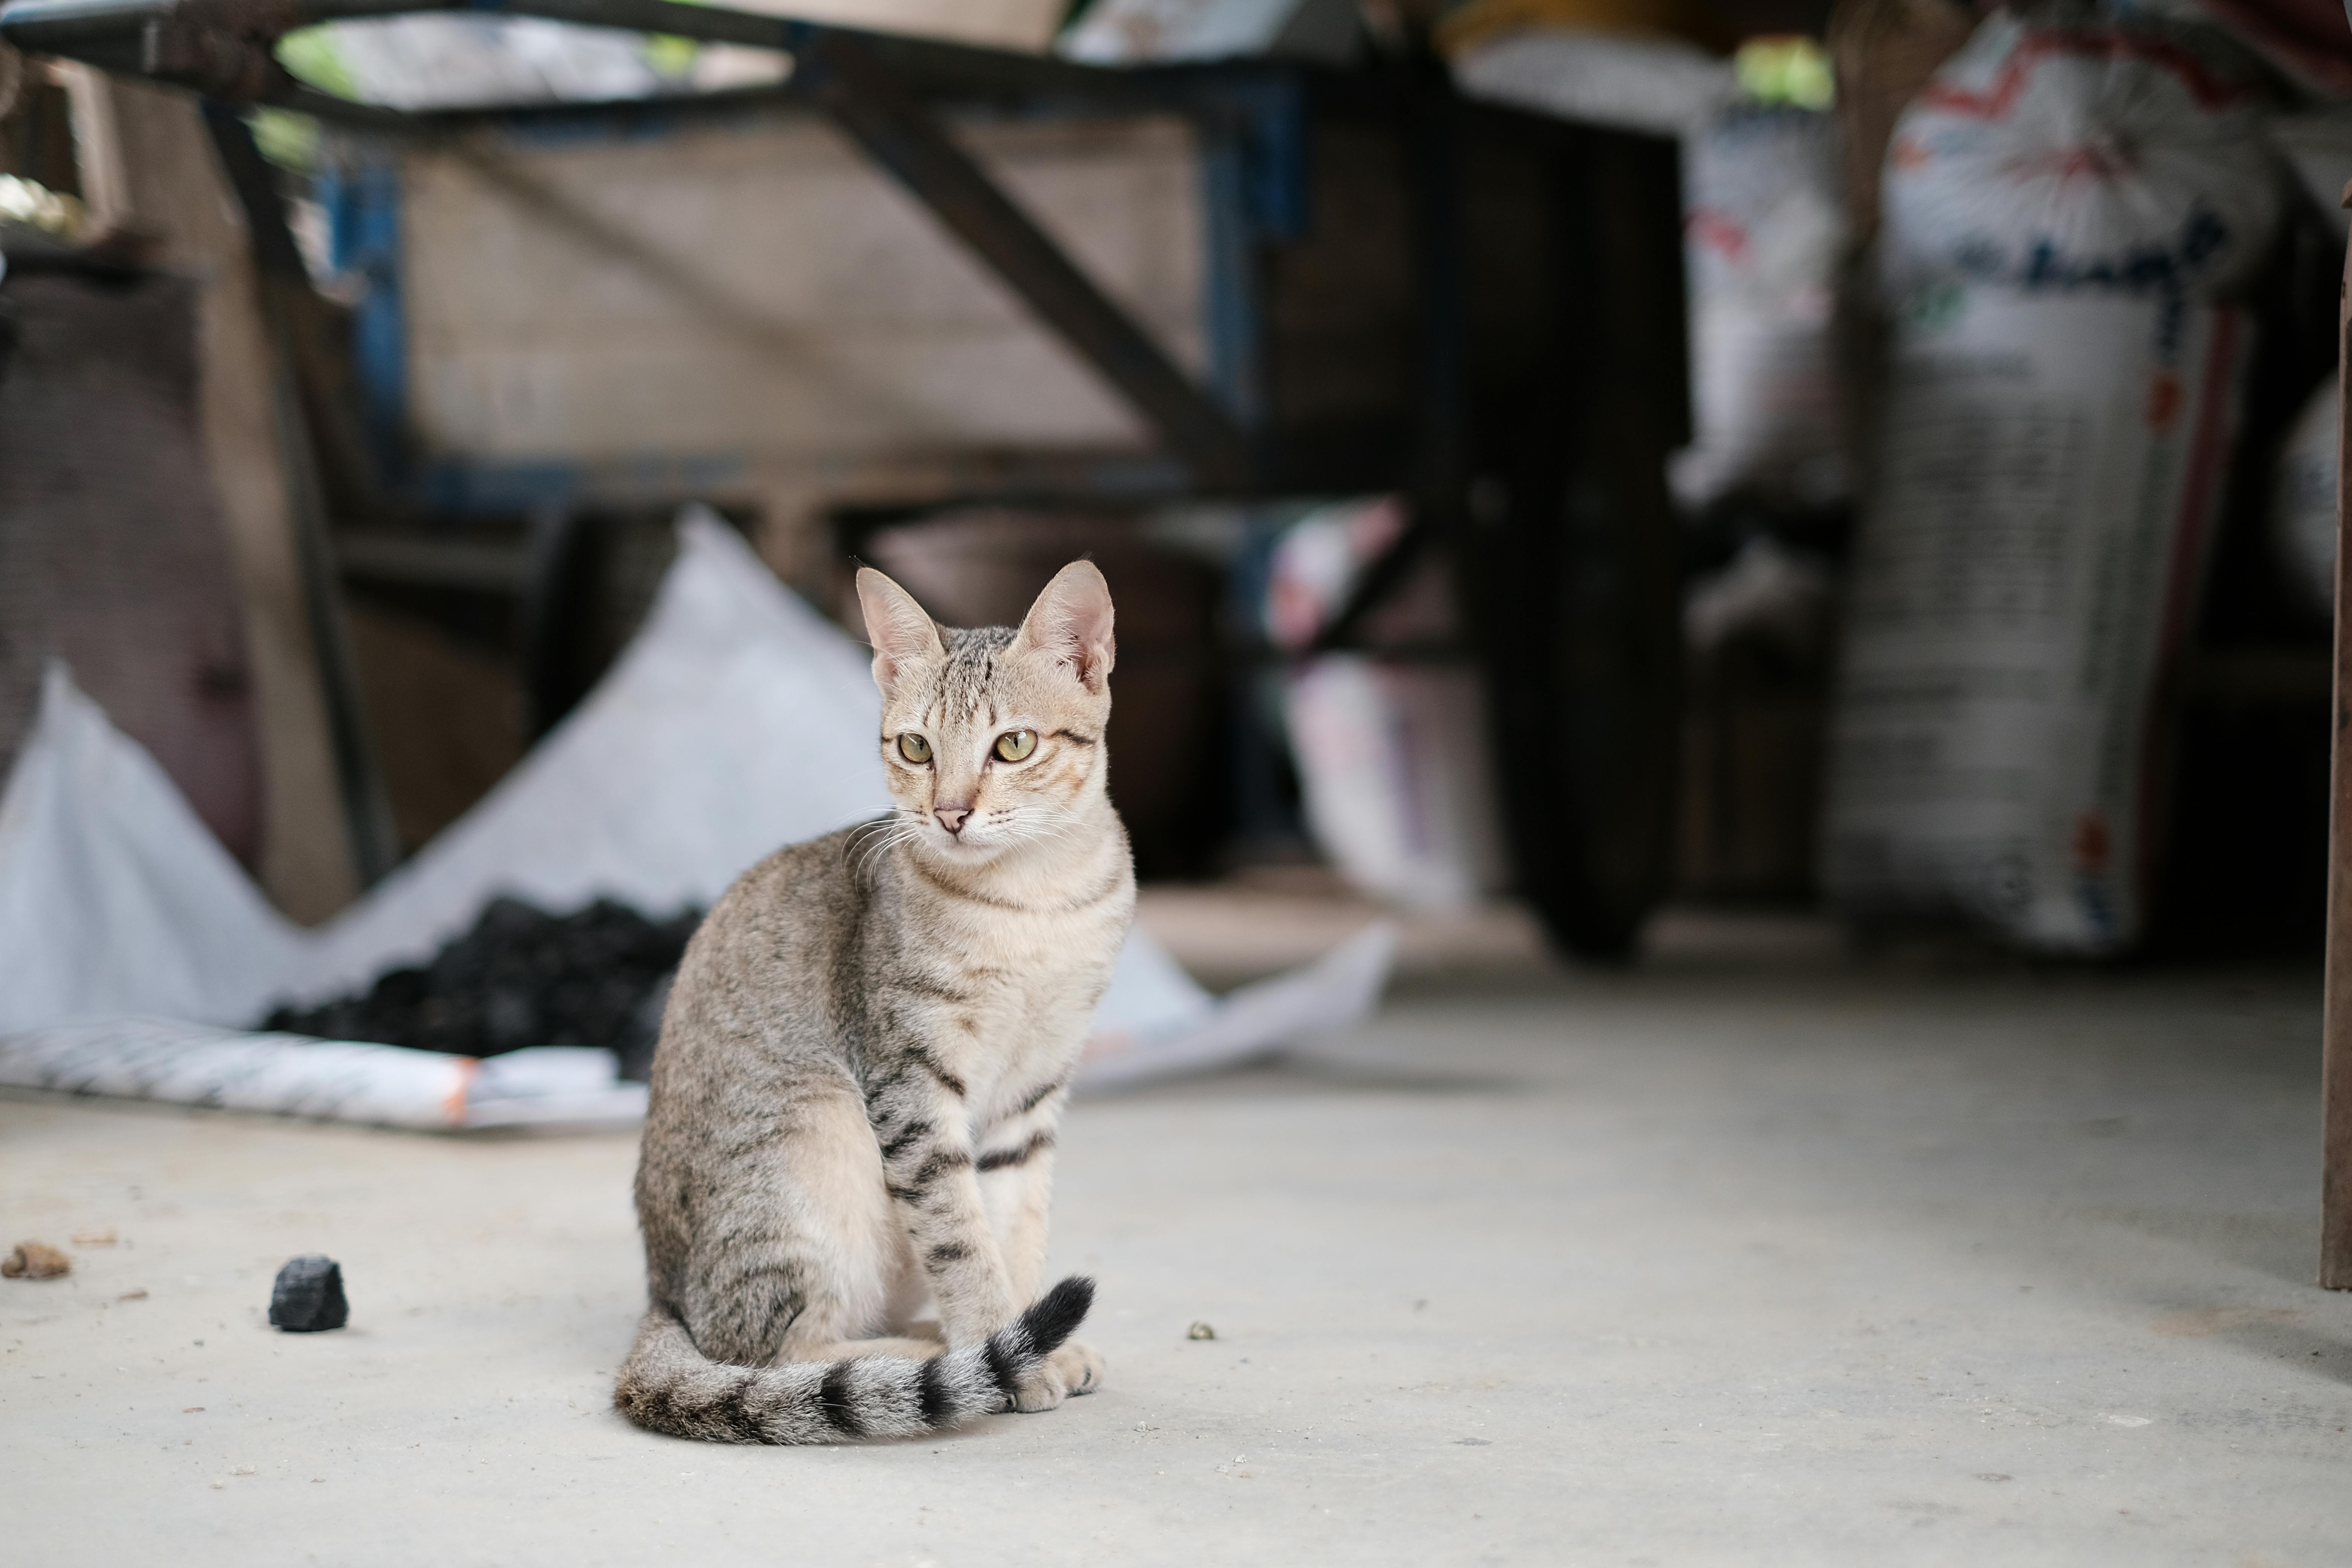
[2323,179,2352,1289]
[800,30,1257,491]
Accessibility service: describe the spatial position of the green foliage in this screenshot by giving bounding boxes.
[250,109,321,172]
[277,26,363,100]
[643,33,701,80]
[1735,36,1834,111]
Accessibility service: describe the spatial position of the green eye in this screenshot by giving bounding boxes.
[897,732,932,764]
[994,729,1037,762]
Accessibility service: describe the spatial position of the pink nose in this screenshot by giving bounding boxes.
[935,806,970,835]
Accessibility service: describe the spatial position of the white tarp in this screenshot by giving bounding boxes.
[1058,0,1360,66]
[1449,29,1737,139]
[307,16,672,113]
[0,513,1389,1127]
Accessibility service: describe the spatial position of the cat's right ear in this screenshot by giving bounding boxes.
[856,568,945,692]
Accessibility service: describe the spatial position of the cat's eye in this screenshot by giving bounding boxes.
[994,729,1037,763]
[896,732,932,764]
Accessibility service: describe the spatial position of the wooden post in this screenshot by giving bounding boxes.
[2324,181,2352,1289]
[56,66,366,920]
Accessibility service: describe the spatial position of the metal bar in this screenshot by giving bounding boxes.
[0,0,1176,103]
[203,102,403,882]
[1308,511,1437,655]
[795,28,1255,489]
[1298,72,1460,658]
[1407,71,1466,505]
[335,531,531,593]
[1199,123,1267,430]
[2323,182,2352,1289]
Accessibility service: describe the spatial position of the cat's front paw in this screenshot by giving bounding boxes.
[1009,1341,1103,1413]
[1051,1340,1104,1397]
[1009,1356,1067,1413]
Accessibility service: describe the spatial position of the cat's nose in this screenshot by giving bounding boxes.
[935,805,971,835]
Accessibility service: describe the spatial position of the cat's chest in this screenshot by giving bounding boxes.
[911,904,1125,1085]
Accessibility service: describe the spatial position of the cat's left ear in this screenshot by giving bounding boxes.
[1015,560,1115,695]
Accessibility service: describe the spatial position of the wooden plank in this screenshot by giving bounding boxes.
[2324,181,2352,1289]
[56,66,364,920]
[401,113,1209,465]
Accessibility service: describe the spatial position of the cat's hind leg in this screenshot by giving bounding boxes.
[677,1078,905,1367]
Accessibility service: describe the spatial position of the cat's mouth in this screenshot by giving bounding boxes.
[926,820,1009,861]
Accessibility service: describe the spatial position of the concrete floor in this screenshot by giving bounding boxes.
[6,915,2350,1565]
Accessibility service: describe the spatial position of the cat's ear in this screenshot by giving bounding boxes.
[856,567,945,692]
[1015,560,1115,695]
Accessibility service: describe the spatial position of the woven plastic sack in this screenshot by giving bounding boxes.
[1824,289,2249,952]
[1879,14,2282,303]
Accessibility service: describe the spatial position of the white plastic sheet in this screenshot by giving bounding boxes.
[1058,0,1359,66]
[311,16,670,112]
[1450,29,1737,139]
[0,513,1389,1126]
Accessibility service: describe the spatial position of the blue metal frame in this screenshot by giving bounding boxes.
[317,160,409,486]
[1197,74,1309,433]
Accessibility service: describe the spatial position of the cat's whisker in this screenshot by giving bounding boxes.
[855,822,926,877]
[851,819,913,872]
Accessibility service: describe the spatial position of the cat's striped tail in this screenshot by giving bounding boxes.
[612,1276,1093,1444]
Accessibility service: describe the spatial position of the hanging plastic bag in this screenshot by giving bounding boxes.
[1673,104,1851,510]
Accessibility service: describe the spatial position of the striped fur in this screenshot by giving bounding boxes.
[615,1277,1093,1443]
[617,563,1130,1444]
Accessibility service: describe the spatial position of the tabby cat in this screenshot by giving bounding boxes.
[614,560,1132,1443]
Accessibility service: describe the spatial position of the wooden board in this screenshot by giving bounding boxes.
[399,111,1208,467]
[2323,197,2352,1288]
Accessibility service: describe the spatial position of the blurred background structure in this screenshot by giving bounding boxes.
[11,0,2347,967]
[10,0,2352,1554]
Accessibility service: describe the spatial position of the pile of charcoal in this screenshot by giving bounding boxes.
[262,897,700,1081]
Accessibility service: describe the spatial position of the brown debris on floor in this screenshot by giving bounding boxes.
[2,1240,72,1279]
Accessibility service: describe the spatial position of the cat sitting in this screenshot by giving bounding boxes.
[615,560,1130,1443]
